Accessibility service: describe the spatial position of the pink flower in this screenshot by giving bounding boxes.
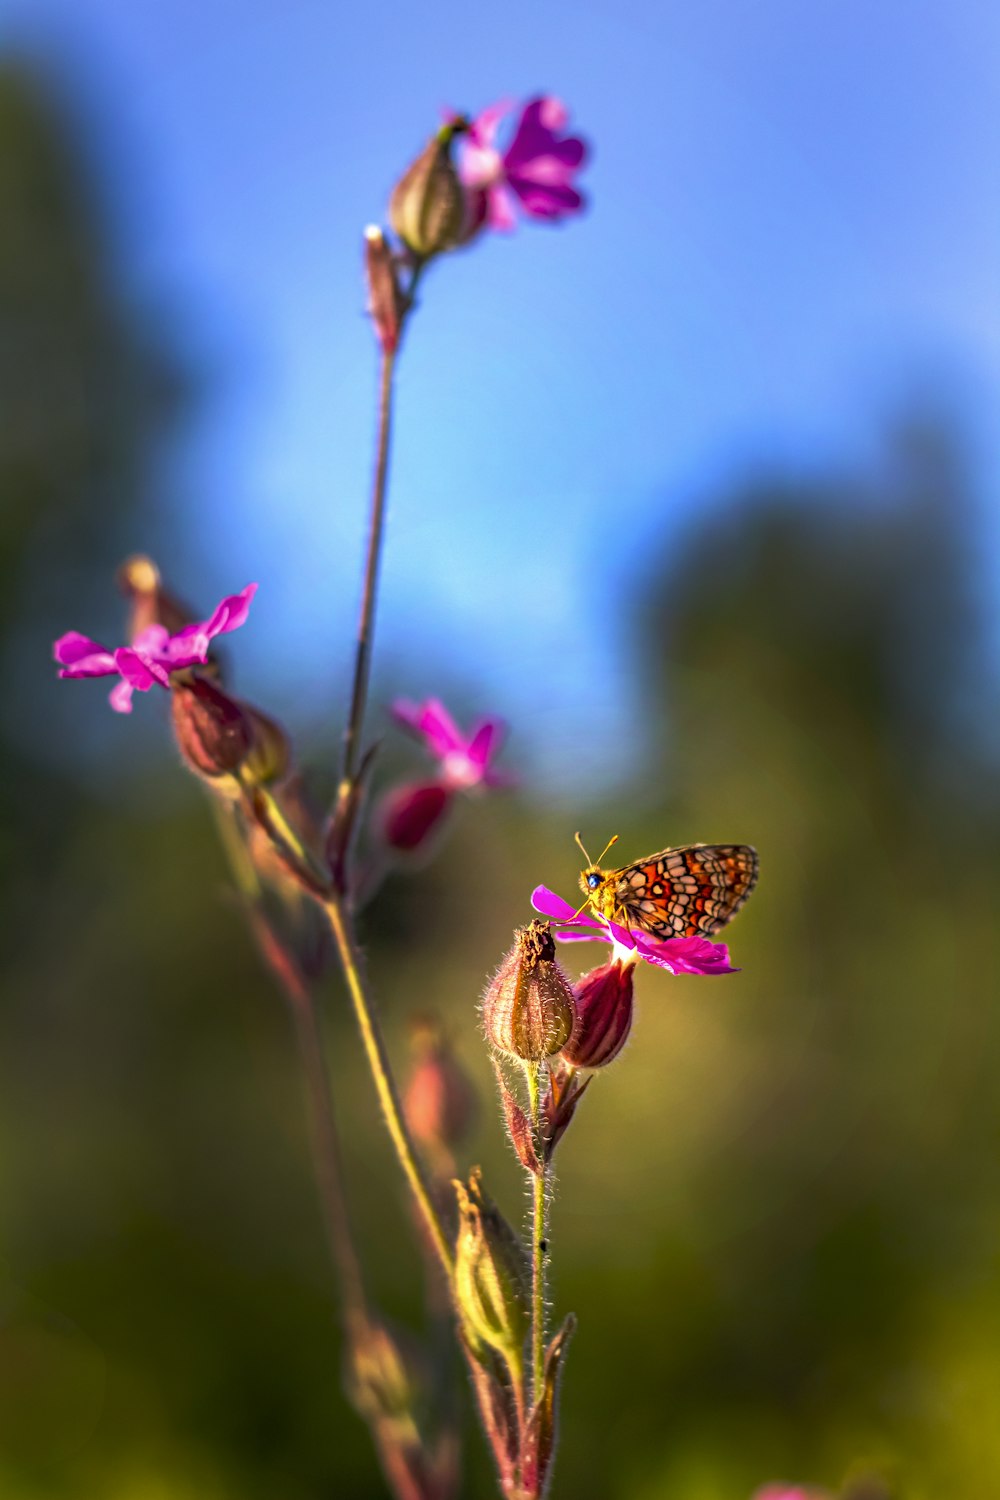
[391,698,509,791]
[54,583,257,714]
[459,95,588,233]
[380,698,511,856]
[530,885,738,976]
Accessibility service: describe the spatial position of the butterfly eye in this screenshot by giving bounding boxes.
[587,873,600,890]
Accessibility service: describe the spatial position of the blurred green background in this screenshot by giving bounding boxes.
[3,30,1000,1500]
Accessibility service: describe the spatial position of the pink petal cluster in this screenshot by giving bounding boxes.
[459,96,588,232]
[392,699,509,791]
[531,885,738,976]
[381,698,510,854]
[54,584,257,713]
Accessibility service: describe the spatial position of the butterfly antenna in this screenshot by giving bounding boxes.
[574,830,592,865]
[594,833,619,867]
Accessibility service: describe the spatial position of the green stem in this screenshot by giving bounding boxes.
[526,1063,546,1405]
[322,892,454,1282]
[210,802,369,1335]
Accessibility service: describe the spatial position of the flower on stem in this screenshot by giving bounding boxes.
[459,96,588,236]
[378,699,510,855]
[531,885,738,976]
[392,698,509,791]
[53,583,257,713]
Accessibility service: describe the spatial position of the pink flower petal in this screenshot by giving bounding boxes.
[417,699,465,758]
[108,679,135,713]
[531,885,581,921]
[131,624,171,656]
[486,184,519,232]
[466,718,503,769]
[633,932,737,975]
[54,631,114,668]
[114,647,169,692]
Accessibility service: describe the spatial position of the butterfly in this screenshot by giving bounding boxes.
[575,833,759,942]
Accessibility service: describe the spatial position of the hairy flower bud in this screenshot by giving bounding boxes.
[483,922,575,1062]
[171,676,254,780]
[453,1169,529,1372]
[389,119,468,258]
[561,958,635,1069]
[405,1017,477,1167]
[379,780,451,853]
[364,226,405,354]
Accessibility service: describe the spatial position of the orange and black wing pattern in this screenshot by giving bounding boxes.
[610,844,758,940]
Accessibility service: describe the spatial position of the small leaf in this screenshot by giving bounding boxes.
[518,1315,576,1498]
[493,1060,542,1176]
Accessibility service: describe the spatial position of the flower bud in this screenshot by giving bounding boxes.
[364,226,405,354]
[346,1319,418,1429]
[405,1017,477,1167]
[243,704,291,786]
[560,958,635,1069]
[379,780,451,853]
[453,1169,529,1372]
[171,675,254,780]
[117,554,194,639]
[483,922,575,1062]
[389,119,468,259]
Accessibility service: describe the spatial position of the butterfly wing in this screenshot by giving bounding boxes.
[611,844,759,940]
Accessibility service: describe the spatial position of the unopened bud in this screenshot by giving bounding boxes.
[171,675,254,780]
[405,1018,477,1166]
[364,226,405,354]
[117,554,194,640]
[379,780,451,853]
[389,120,468,259]
[243,705,291,786]
[346,1320,418,1429]
[483,922,575,1062]
[561,958,635,1069]
[453,1169,529,1373]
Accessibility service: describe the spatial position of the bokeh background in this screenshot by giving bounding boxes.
[2,2,999,1497]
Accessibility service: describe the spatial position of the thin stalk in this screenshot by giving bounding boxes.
[526,1063,546,1404]
[210,802,369,1332]
[283,950,369,1333]
[322,891,454,1281]
[339,348,396,794]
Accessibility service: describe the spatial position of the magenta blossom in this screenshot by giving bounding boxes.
[54,583,257,714]
[530,885,738,976]
[391,698,510,791]
[459,95,588,232]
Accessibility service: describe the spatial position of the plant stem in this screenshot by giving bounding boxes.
[210,802,369,1333]
[322,891,454,1282]
[282,950,369,1334]
[526,1062,546,1405]
[339,347,396,796]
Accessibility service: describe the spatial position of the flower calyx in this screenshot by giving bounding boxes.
[453,1168,529,1377]
[483,921,575,1063]
[389,118,469,260]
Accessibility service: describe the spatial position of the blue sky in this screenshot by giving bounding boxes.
[5,0,999,792]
